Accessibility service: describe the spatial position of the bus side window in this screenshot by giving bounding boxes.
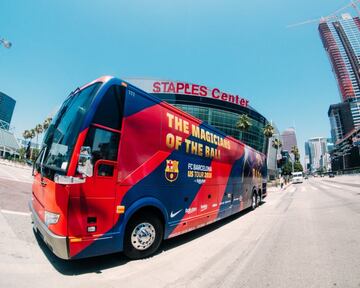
[83,127,120,176]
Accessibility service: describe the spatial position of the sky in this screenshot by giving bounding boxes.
[0,0,355,161]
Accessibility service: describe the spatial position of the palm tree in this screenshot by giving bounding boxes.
[291,145,300,161]
[29,129,36,160]
[272,138,282,179]
[22,130,31,141]
[43,117,52,131]
[263,123,274,138]
[236,114,252,132]
[272,138,282,152]
[34,124,43,147]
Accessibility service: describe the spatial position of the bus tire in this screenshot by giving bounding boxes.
[251,191,257,210]
[257,190,262,206]
[123,212,163,260]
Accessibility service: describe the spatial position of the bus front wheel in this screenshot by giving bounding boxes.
[124,212,163,260]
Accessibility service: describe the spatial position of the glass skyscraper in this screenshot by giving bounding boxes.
[319,13,360,129]
[305,137,331,173]
[0,92,16,130]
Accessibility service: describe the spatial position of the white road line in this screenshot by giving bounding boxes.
[301,187,306,192]
[318,185,329,191]
[1,209,31,216]
[0,165,18,181]
[0,176,32,184]
[324,183,342,188]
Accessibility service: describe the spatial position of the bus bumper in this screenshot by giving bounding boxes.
[29,201,70,260]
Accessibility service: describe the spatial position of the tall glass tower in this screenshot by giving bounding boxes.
[0,92,16,130]
[319,13,360,129]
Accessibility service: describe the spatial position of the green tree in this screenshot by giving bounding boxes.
[282,160,293,176]
[34,124,43,147]
[294,161,303,172]
[236,114,252,132]
[31,148,40,162]
[18,147,26,160]
[263,123,274,138]
[29,129,36,160]
[291,145,300,161]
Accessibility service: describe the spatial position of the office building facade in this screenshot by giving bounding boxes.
[127,78,270,155]
[319,13,360,128]
[0,92,16,130]
[328,102,355,143]
[281,127,298,153]
[305,137,331,173]
[319,13,360,171]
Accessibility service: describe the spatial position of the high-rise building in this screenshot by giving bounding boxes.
[281,127,298,152]
[319,13,360,128]
[305,137,331,172]
[0,92,16,130]
[328,102,355,143]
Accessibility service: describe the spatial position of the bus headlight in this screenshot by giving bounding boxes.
[44,211,60,227]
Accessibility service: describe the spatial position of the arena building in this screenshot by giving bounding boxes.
[126,78,271,157]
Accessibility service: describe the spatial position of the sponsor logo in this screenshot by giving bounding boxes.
[170,209,182,218]
[165,160,179,182]
[200,204,208,212]
[194,179,206,184]
[185,207,197,215]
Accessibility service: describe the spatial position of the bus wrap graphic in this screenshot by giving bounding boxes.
[165,160,179,182]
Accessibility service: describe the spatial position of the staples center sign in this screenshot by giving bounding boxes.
[126,79,249,108]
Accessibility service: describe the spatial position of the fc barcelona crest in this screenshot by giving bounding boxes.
[165,160,179,182]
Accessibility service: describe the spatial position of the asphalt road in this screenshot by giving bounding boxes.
[0,164,359,288]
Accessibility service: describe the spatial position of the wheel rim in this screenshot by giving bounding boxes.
[252,194,256,209]
[131,222,156,251]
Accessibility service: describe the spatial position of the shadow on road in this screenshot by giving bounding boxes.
[35,202,264,275]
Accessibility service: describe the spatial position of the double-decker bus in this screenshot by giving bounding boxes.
[30,76,267,260]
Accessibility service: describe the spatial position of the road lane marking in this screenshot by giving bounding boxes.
[309,184,318,190]
[1,209,31,216]
[326,183,343,188]
[0,166,19,181]
[0,176,32,184]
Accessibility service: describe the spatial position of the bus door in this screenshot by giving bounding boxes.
[79,125,120,236]
[68,85,124,239]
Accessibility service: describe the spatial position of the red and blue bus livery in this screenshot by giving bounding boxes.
[30,76,267,260]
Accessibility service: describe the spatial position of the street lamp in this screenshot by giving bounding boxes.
[0,38,12,49]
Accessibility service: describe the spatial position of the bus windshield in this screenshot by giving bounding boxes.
[41,83,101,172]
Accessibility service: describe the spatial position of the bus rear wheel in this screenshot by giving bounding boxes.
[251,191,257,210]
[124,212,163,260]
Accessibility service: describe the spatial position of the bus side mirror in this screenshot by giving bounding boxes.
[77,146,93,177]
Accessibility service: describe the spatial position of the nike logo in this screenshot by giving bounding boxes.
[170,209,182,218]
